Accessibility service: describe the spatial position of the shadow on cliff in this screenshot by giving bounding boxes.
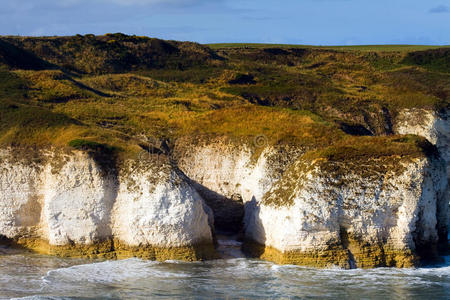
[79,145,120,243]
[413,187,450,266]
[187,179,245,235]
[0,236,44,256]
[241,196,267,258]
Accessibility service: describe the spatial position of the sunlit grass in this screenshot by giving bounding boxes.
[0,35,448,161]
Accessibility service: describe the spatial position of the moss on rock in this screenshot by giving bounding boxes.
[242,238,417,269]
[0,237,218,261]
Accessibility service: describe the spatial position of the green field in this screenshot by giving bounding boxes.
[207,43,450,52]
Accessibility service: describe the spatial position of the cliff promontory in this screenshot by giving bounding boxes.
[0,34,448,267]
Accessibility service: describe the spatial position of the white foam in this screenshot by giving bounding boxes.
[42,258,189,286]
[10,297,65,300]
[1,254,449,299]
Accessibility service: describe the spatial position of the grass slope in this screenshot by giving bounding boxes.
[0,34,448,161]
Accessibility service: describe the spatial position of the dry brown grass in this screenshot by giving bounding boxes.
[0,35,448,160]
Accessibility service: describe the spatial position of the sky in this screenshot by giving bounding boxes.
[0,0,449,45]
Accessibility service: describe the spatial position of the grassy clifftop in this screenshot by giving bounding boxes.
[0,34,448,161]
[0,33,220,74]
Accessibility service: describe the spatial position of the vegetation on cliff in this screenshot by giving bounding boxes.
[0,34,448,161]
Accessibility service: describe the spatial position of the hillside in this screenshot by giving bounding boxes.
[0,34,449,267]
[0,34,449,159]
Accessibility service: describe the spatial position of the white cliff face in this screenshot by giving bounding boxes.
[244,155,448,266]
[176,139,299,204]
[1,124,448,266]
[394,108,450,235]
[0,149,213,251]
[112,161,212,247]
[41,152,117,246]
[0,149,42,238]
[394,109,450,173]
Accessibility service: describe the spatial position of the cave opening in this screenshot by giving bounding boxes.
[192,181,245,235]
[189,180,246,258]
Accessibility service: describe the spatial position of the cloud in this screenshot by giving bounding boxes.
[102,0,208,6]
[429,5,449,13]
[62,0,213,7]
[111,0,190,4]
[4,0,213,9]
[1,0,220,18]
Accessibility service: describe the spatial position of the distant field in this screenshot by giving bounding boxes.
[207,43,450,52]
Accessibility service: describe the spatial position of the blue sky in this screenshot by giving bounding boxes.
[1,0,449,45]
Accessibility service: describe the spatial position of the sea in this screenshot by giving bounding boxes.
[0,236,449,300]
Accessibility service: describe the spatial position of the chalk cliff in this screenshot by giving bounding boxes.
[394,109,450,174]
[0,149,215,260]
[0,109,448,268]
[174,137,299,232]
[237,109,449,268]
[243,152,447,268]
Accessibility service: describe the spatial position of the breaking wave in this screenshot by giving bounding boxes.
[1,249,449,300]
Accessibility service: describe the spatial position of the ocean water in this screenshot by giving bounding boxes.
[0,242,449,300]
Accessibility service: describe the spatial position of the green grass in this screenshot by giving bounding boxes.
[262,134,435,207]
[305,135,437,162]
[0,34,448,162]
[0,67,27,99]
[208,43,450,52]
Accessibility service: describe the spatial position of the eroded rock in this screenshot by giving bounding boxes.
[0,149,215,260]
[244,150,448,268]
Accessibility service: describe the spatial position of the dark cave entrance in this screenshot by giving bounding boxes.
[190,180,245,235]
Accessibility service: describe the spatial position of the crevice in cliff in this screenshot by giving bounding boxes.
[413,207,441,265]
[336,121,373,136]
[382,107,394,135]
[339,226,356,269]
[189,179,245,235]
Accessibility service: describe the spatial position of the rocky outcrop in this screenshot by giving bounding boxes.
[244,152,448,268]
[174,137,301,232]
[394,108,450,238]
[394,108,450,174]
[0,149,215,260]
[1,117,448,268]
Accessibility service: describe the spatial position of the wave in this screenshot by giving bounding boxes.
[42,258,190,285]
[1,254,449,299]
